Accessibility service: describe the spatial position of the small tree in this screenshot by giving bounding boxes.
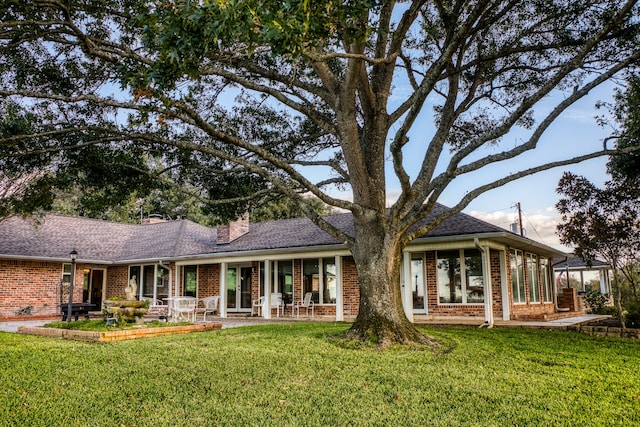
[556,173,640,326]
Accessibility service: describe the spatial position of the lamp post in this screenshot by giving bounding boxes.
[67,249,78,322]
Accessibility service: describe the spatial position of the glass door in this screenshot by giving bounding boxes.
[226,267,237,310]
[227,265,253,312]
[82,269,105,307]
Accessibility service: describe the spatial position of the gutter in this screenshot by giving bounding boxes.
[169,243,351,265]
[0,254,113,265]
[474,238,494,328]
[412,231,568,258]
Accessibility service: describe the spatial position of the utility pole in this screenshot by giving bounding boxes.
[516,202,524,236]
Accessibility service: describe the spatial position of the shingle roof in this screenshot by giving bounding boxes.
[0,204,515,263]
[553,256,610,270]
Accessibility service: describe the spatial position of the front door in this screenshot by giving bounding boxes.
[227,265,252,312]
[83,269,105,307]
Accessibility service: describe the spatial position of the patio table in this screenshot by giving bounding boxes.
[60,303,96,321]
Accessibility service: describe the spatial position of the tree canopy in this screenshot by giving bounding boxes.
[557,75,640,324]
[556,172,640,325]
[609,75,640,185]
[1,0,639,344]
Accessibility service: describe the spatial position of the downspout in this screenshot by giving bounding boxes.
[475,238,494,328]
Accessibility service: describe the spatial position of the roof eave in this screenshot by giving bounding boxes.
[169,243,351,263]
[412,232,568,258]
[0,254,114,264]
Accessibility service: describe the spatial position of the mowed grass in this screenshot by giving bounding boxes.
[1,323,639,426]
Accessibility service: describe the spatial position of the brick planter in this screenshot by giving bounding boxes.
[18,323,222,342]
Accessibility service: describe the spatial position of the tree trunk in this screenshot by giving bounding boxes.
[346,211,437,346]
[611,265,627,329]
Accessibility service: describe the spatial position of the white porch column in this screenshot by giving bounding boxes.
[219,262,227,318]
[500,250,510,321]
[169,265,174,299]
[481,245,494,326]
[263,260,272,319]
[402,251,414,323]
[335,255,343,321]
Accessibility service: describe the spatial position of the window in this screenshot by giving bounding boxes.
[275,260,293,295]
[62,264,72,284]
[437,249,484,304]
[183,265,197,297]
[322,258,337,304]
[465,249,484,303]
[510,250,525,303]
[541,259,553,303]
[127,265,169,301]
[143,265,155,299]
[128,266,140,299]
[303,259,319,303]
[156,266,169,300]
[411,256,425,310]
[527,254,540,303]
[303,258,337,304]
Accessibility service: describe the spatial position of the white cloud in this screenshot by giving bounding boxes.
[469,208,571,251]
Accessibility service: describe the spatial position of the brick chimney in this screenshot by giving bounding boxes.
[216,214,249,244]
[141,215,167,225]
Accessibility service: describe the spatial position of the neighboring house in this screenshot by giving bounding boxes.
[0,204,572,323]
[553,256,612,295]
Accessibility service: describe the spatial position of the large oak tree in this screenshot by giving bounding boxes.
[1,0,639,345]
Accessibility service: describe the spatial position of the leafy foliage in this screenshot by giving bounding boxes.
[609,75,640,185]
[584,291,611,314]
[556,172,640,324]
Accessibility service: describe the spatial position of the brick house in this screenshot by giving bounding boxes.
[0,204,571,323]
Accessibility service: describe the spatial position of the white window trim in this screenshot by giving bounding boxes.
[62,263,71,284]
[511,249,526,304]
[301,257,337,306]
[527,254,541,304]
[541,259,553,303]
[436,249,485,306]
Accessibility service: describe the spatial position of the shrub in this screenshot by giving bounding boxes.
[584,291,610,314]
[624,300,640,328]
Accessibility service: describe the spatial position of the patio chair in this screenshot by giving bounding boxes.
[172,296,198,322]
[198,296,219,322]
[293,292,315,318]
[269,293,283,317]
[252,296,264,317]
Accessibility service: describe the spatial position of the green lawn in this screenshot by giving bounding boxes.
[1,323,639,426]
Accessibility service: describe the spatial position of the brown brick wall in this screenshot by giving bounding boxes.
[557,287,578,311]
[0,259,83,317]
[342,256,359,317]
[198,264,220,298]
[106,265,128,299]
